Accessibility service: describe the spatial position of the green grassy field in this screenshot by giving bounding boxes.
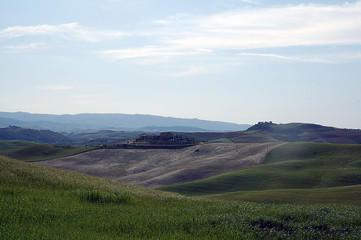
[0,140,34,151]
[208,185,361,205]
[0,140,96,161]
[1,156,361,239]
[160,143,361,201]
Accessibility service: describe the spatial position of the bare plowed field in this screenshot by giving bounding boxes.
[37,143,283,187]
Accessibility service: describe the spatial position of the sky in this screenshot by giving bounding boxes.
[1,0,361,129]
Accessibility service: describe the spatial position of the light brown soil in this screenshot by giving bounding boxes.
[36,142,284,188]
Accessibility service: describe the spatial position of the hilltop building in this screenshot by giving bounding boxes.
[134,132,197,146]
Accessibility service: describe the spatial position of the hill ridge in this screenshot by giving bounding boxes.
[0,111,251,132]
[182,122,361,144]
[0,126,70,144]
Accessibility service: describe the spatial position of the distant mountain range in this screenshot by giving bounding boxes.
[0,112,251,133]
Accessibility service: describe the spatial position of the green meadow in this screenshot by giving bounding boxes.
[1,156,361,239]
[160,143,361,203]
[0,140,35,152]
[0,140,96,161]
[208,185,361,205]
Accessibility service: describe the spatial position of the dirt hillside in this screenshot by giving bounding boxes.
[37,142,283,187]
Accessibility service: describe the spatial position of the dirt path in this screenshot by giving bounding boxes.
[36,142,284,187]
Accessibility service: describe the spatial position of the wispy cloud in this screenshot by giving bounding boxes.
[96,46,201,60]
[2,42,47,51]
[0,22,126,42]
[167,2,361,50]
[3,2,359,65]
[238,52,333,63]
[97,2,361,64]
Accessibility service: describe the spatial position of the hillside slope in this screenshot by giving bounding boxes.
[0,140,34,152]
[0,155,177,198]
[0,140,95,161]
[183,122,361,144]
[37,142,283,187]
[208,185,361,205]
[2,156,361,239]
[0,126,70,144]
[160,142,361,195]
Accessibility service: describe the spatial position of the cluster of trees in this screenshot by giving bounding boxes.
[134,132,198,146]
[0,126,70,144]
[247,121,274,131]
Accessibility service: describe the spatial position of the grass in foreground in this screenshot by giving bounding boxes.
[160,143,361,200]
[1,156,361,239]
[0,140,96,161]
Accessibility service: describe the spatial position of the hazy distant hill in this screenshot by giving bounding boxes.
[67,130,143,145]
[0,112,250,133]
[183,122,361,144]
[0,126,143,146]
[0,117,24,126]
[0,126,70,144]
[139,126,207,132]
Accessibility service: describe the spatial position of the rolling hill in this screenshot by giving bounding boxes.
[182,122,361,144]
[160,142,361,196]
[0,140,34,152]
[1,155,361,239]
[66,130,143,145]
[0,140,96,161]
[0,126,70,144]
[208,185,361,205]
[36,142,283,187]
[0,126,146,146]
[2,121,360,207]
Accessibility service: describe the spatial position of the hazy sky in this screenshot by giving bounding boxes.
[1,0,360,129]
